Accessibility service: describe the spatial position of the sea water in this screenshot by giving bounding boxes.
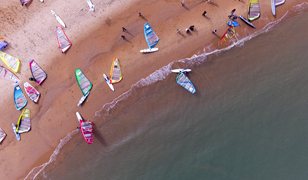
[26,3,308,180]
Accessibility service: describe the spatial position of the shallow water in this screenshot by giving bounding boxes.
[27,3,308,180]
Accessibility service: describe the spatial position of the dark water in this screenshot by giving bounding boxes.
[26,3,308,180]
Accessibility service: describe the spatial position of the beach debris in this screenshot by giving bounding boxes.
[86,0,95,11]
[0,66,20,85]
[103,74,114,91]
[0,126,7,143]
[0,51,20,73]
[56,26,72,53]
[140,23,159,53]
[24,82,40,104]
[51,10,66,28]
[29,60,47,85]
[76,112,93,144]
[14,85,28,110]
[12,123,20,141]
[20,0,31,6]
[16,109,31,134]
[75,69,92,105]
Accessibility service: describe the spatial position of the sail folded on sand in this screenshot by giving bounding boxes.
[16,109,31,133]
[0,126,6,143]
[29,60,47,85]
[75,69,92,95]
[220,25,235,44]
[176,72,196,94]
[110,58,122,84]
[0,51,20,73]
[24,82,40,104]
[275,0,285,6]
[20,0,31,6]
[144,23,159,49]
[56,26,71,53]
[0,66,20,84]
[14,85,27,110]
[248,0,260,21]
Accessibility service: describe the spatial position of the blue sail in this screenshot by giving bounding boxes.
[176,72,196,94]
[144,23,159,49]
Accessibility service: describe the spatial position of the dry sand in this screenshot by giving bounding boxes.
[0,0,305,179]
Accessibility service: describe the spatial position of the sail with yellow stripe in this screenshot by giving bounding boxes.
[220,25,235,44]
[16,109,31,133]
[0,51,20,73]
[248,0,260,21]
[110,58,122,84]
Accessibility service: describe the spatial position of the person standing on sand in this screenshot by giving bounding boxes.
[231,9,236,14]
[139,12,142,17]
[121,35,125,39]
[202,11,207,16]
[177,29,180,33]
[189,25,195,31]
[181,1,184,6]
[185,28,190,33]
[122,27,126,32]
[212,30,217,34]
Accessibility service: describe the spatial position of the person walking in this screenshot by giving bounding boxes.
[189,25,195,31]
[122,27,126,32]
[177,29,180,33]
[121,35,125,39]
[139,12,142,17]
[181,1,185,6]
[185,28,190,33]
[212,30,217,34]
[231,9,236,14]
[202,11,207,16]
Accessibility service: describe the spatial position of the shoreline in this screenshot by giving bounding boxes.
[0,0,306,179]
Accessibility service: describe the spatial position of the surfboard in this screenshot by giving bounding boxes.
[239,15,256,28]
[14,85,27,110]
[76,112,93,144]
[77,91,90,106]
[24,82,40,104]
[140,48,159,53]
[275,0,285,6]
[103,74,114,91]
[86,0,95,11]
[51,10,66,28]
[12,123,20,141]
[0,51,20,73]
[227,21,240,27]
[271,0,276,16]
[171,69,192,73]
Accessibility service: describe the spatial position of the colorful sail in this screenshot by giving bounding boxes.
[0,126,6,143]
[110,58,122,84]
[20,0,31,6]
[248,0,260,21]
[16,109,31,133]
[56,26,71,53]
[29,60,47,85]
[0,51,20,72]
[220,25,236,44]
[24,82,40,104]
[75,69,92,95]
[76,112,93,144]
[14,85,27,110]
[176,71,196,94]
[144,23,159,49]
[0,66,20,84]
[12,123,20,141]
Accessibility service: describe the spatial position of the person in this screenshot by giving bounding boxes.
[212,29,217,34]
[206,0,211,3]
[139,12,142,17]
[181,1,184,6]
[232,15,237,20]
[77,127,81,130]
[185,28,190,33]
[228,14,234,19]
[121,35,125,39]
[177,29,180,33]
[231,9,236,14]
[29,77,35,81]
[189,25,195,31]
[122,27,126,32]
[202,11,207,16]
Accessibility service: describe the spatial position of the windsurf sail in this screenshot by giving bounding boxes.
[0,51,20,73]
[144,23,159,49]
[14,85,27,110]
[176,71,196,94]
[20,0,31,6]
[275,0,285,6]
[24,82,40,104]
[0,126,6,143]
[29,60,47,85]
[75,69,92,95]
[56,26,71,53]
[12,123,20,141]
[0,66,20,84]
[16,109,31,133]
[220,25,235,44]
[76,112,93,144]
[110,58,122,84]
[248,0,260,21]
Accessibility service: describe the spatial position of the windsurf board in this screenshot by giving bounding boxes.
[140,48,159,53]
[227,21,240,27]
[103,74,114,91]
[271,0,276,16]
[77,91,90,106]
[171,69,192,73]
[239,15,256,28]
[12,123,20,141]
[51,10,66,28]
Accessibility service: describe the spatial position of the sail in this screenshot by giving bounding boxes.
[144,23,159,49]
[24,82,40,103]
[16,109,31,133]
[14,85,27,110]
[248,0,260,21]
[220,25,236,44]
[75,69,92,95]
[0,126,6,143]
[56,26,71,53]
[176,72,196,94]
[110,58,122,84]
[20,0,31,6]
[80,120,94,144]
[0,51,20,73]
[0,66,20,84]
[29,60,47,85]
[275,0,285,6]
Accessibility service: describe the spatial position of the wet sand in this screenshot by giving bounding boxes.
[0,0,304,179]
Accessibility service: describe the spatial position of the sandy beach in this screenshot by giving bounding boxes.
[0,0,305,179]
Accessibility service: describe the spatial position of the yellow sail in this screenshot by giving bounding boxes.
[248,0,260,21]
[0,51,20,73]
[110,58,122,84]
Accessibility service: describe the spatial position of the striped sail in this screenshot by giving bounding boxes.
[176,72,196,94]
[80,120,93,144]
[29,60,47,85]
[16,109,31,133]
[14,85,27,110]
[24,82,40,104]
[144,23,159,49]
[220,25,235,44]
[110,58,122,84]
[0,51,20,72]
[0,66,20,84]
[56,26,71,53]
[0,126,6,143]
[248,0,260,21]
[75,69,92,95]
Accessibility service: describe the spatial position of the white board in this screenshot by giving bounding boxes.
[140,48,159,53]
[171,69,192,73]
[77,91,90,106]
[51,10,66,28]
[76,112,83,122]
[86,0,95,11]
[271,0,276,16]
[103,74,114,91]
